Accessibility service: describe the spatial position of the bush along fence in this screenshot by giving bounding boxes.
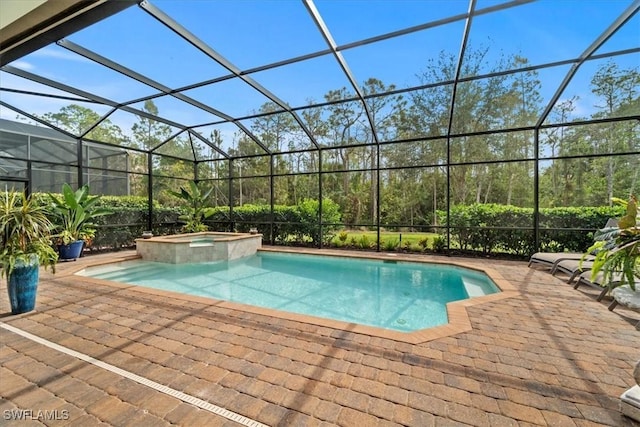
[33,194,343,251]
[204,198,342,246]
[437,203,625,256]
[27,192,626,257]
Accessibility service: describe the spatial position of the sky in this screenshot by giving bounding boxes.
[0,0,638,152]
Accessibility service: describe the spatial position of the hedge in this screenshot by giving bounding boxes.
[205,198,342,245]
[27,191,626,257]
[69,196,341,250]
[437,204,624,256]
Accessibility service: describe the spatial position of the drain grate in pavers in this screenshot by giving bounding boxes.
[0,322,269,427]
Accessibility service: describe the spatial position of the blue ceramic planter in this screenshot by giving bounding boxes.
[7,256,39,314]
[58,240,84,261]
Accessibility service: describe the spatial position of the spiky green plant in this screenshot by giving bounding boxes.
[1,191,58,278]
[383,239,399,251]
[431,235,446,252]
[358,235,371,249]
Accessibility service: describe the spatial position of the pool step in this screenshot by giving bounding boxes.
[462,277,492,297]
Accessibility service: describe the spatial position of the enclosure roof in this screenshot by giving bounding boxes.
[1,0,639,161]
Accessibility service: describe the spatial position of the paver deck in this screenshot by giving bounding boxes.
[1,248,639,426]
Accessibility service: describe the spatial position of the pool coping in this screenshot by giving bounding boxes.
[64,247,519,344]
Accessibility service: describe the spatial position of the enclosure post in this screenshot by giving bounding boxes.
[26,135,32,195]
[376,144,381,252]
[77,137,84,187]
[534,128,540,251]
[318,150,323,249]
[446,139,451,256]
[125,152,130,196]
[26,160,32,197]
[147,153,153,232]
[229,158,234,232]
[270,154,274,244]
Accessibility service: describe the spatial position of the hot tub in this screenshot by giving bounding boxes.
[135,232,262,264]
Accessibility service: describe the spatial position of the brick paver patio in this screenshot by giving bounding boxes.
[1,248,639,426]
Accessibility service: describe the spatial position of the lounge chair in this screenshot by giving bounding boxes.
[551,257,595,283]
[573,271,612,301]
[528,252,587,270]
[528,218,619,270]
[573,270,635,302]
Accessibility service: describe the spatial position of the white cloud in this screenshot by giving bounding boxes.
[9,60,34,70]
[569,98,592,118]
[33,45,91,63]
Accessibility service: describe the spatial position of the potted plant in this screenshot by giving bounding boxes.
[168,181,216,233]
[47,183,112,261]
[0,190,58,314]
[588,195,639,291]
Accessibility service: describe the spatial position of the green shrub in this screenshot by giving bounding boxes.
[437,204,624,256]
[27,190,625,258]
[431,235,446,252]
[382,239,399,251]
[358,235,371,249]
[207,198,342,245]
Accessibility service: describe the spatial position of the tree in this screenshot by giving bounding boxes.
[130,100,195,203]
[590,62,640,203]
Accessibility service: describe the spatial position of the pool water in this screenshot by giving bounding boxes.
[77,252,499,332]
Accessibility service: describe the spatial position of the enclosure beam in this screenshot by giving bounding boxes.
[2,66,188,136]
[57,39,265,157]
[303,0,380,145]
[536,0,640,128]
[444,0,477,255]
[140,0,321,151]
[0,100,78,141]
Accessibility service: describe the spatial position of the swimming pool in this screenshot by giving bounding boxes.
[77,251,499,332]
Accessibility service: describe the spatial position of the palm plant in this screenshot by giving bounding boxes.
[588,195,639,291]
[168,181,216,233]
[47,183,112,245]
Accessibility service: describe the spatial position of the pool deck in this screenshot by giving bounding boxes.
[1,248,639,426]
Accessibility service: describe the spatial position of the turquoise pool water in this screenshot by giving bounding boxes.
[77,252,499,332]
